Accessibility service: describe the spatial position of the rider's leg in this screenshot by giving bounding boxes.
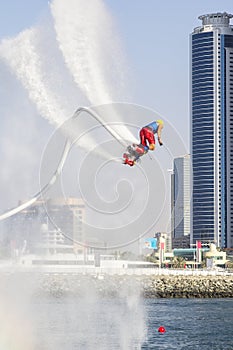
[144,129,155,150]
[139,128,147,146]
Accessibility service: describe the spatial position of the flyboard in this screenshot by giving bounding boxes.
[122,143,148,167]
[0,107,129,222]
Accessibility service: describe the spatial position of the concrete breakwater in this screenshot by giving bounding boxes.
[38,274,233,298]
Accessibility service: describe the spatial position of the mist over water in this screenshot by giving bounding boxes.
[0,272,146,350]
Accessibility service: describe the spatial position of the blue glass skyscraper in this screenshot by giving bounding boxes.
[191,13,233,248]
[172,155,190,239]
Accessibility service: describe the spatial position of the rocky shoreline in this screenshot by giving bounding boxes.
[37,274,233,298]
[142,275,233,298]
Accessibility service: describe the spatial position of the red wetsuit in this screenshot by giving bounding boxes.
[139,127,155,147]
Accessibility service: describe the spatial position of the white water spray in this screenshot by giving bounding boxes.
[0,0,137,151]
[0,34,118,161]
[0,28,67,125]
[50,0,137,143]
[0,3,147,347]
[50,0,125,104]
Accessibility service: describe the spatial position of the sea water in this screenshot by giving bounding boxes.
[142,298,233,350]
[14,297,233,350]
[1,272,233,350]
[32,298,233,350]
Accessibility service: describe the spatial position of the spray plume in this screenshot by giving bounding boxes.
[50,0,137,142]
[0,28,66,125]
[0,0,137,149]
[0,31,118,160]
[0,0,140,219]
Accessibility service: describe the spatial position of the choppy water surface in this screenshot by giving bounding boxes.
[1,273,233,350]
[143,298,233,350]
[32,297,233,350]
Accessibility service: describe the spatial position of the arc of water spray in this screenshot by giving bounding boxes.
[0,18,136,154]
[0,107,128,221]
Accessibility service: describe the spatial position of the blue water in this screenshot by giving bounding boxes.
[1,273,233,350]
[142,298,233,350]
[31,297,233,350]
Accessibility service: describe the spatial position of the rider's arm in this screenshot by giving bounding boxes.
[157,124,163,145]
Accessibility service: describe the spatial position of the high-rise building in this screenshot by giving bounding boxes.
[190,13,233,247]
[171,155,190,244]
[5,197,85,254]
[47,197,85,245]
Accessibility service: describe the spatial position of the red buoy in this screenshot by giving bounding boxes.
[158,326,166,333]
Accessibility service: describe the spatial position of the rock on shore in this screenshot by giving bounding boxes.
[142,275,233,298]
[38,274,233,298]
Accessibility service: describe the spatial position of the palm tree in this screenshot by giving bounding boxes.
[172,256,186,269]
[226,259,233,269]
[145,255,158,264]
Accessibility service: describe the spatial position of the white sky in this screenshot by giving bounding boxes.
[0,0,232,145]
[0,0,232,249]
